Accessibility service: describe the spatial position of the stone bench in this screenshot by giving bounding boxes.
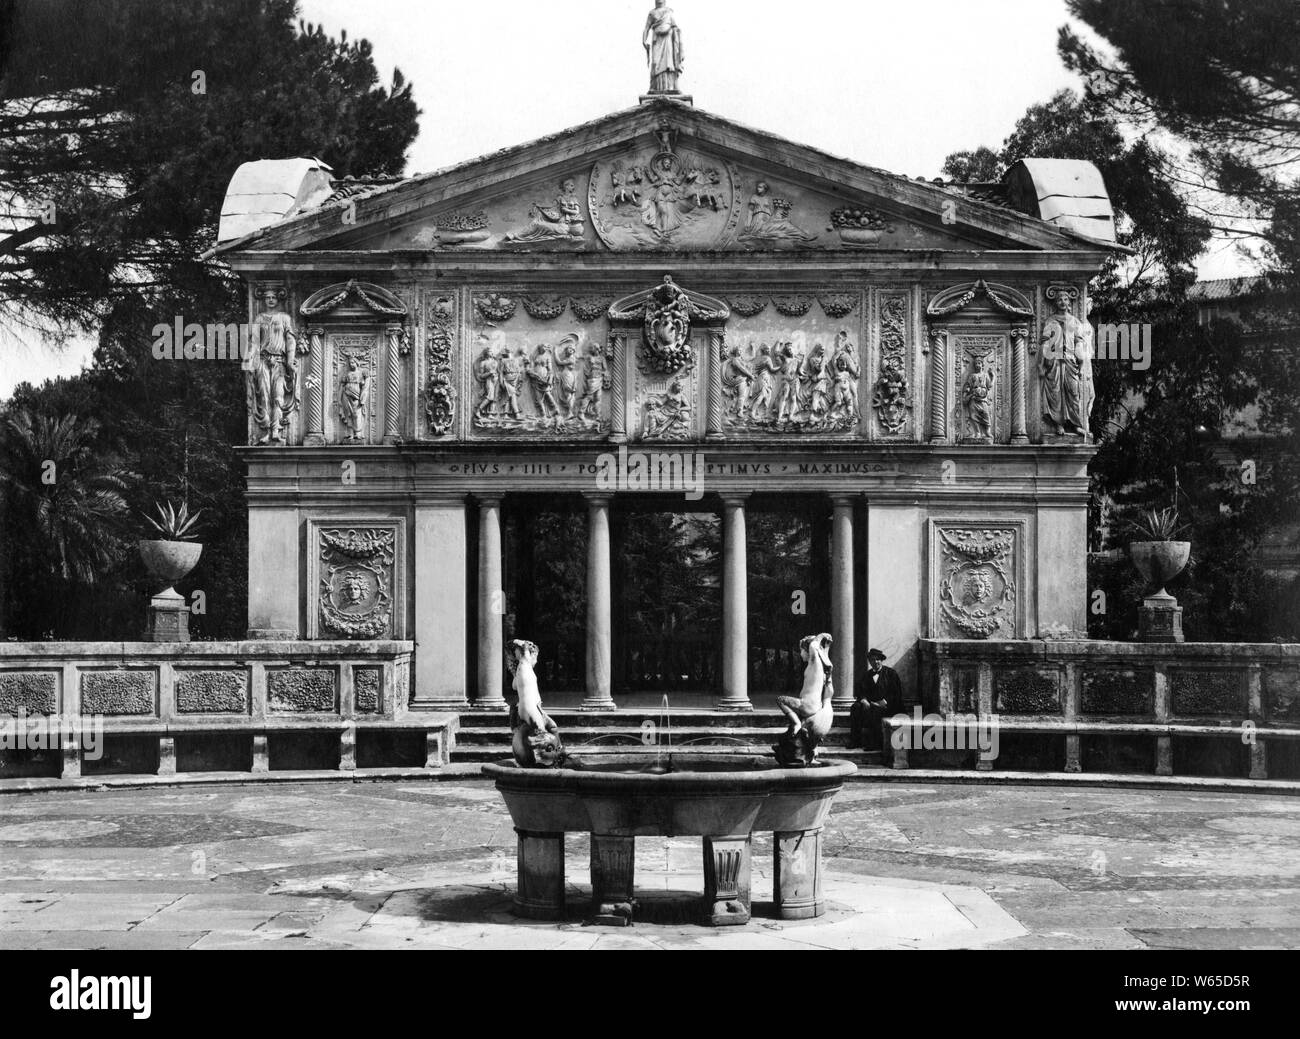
[882,715,1300,779]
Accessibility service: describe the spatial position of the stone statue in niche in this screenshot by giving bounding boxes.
[504,178,585,243]
[245,284,301,445]
[644,377,691,440]
[962,357,995,441]
[338,355,372,443]
[737,182,817,243]
[773,634,835,767]
[507,640,565,770]
[1040,286,1095,438]
[722,331,860,432]
[643,0,684,95]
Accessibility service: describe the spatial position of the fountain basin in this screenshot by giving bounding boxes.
[483,754,856,926]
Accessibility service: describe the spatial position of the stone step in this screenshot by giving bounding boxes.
[456,709,850,730]
[457,744,884,766]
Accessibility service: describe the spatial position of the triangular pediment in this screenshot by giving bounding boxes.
[217,100,1100,258]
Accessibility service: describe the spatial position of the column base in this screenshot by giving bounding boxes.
[382,435,404,446]
[474,699,509,712]
[578,697,618,711]
[703,835,751,926]
[713,695,753,711]
[304,434,326,447]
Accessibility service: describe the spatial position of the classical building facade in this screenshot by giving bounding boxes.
[215,96,1120,715]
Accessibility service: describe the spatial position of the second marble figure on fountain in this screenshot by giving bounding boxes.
[507,639,566,769]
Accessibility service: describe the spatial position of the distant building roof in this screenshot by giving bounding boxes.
[217,158,335,244]
[1188,276,1273,302]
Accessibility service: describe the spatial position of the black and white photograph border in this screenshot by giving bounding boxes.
[0,0,1298,981]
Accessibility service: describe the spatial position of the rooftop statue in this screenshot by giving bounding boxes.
[644,1,684,95]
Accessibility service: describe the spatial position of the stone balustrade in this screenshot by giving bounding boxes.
[0,641,455,780]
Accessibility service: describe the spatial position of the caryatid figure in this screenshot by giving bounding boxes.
[246,284,299,444]
[1039,286,1094,437]
[643,1,684,95]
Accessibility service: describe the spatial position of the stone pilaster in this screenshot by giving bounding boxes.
[383,323,406,444]
[414,494,469,709]
[928,327,948,444]
[706,329,725,440]
[304,327,325,446]
[610,331,628,444]
[1010,324,1028,444]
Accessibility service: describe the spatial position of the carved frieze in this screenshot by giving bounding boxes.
[425,295,456,438]
[571,296,614,322]
[317,527,396,639]
[830,207,897,247]
[935,526,1018,639]
[720,329,861,434]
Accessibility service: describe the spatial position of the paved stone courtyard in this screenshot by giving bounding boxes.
[0,779,1297,950]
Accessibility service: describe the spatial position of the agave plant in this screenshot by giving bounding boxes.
[1128,507,1188,542]
[142,500,204,542]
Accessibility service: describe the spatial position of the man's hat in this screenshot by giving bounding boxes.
[867,648,887,661]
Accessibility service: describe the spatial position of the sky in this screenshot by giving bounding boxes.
[0,0,1260,397]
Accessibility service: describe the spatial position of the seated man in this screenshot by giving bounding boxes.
[848,648,903,750]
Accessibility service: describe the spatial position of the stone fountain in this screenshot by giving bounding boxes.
[483,636,855,927]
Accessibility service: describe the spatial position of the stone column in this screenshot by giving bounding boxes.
[610,332,628,443]
[706,329,725,440]
[477,496,507,710]
[383,323,408,444]
[1010,324,1029,444]
[718,494,751,710]
[582,494,617,710]
[414,494,469,709]
[928,327,948,444]
[304,327,325,446]
[830,495,856,709]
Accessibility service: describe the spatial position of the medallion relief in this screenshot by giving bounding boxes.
[316,527,396,640]
[935,526,1019,640]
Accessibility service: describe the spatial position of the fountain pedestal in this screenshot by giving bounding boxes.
[514,829,565,920]
[774,828,825,919]
[704,836,752,926]
[590,835,636,926]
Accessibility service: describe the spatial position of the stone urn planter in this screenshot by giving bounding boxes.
[1129,540,1191,601]
[139,540,203,643]
[139,501,205,642]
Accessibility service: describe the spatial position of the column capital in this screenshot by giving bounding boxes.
[413,492,469,507]
[582,492,614,507]
[829,493,860,509]
[475,494,503,508]
[719,493,751,507]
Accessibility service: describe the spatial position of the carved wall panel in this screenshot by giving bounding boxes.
[1265,669,1300,723]
[176,670,250,714]
[720,305,862,436]
[1081,669,1154,716]
[994,668,1062,714]
[308,522,404,640]
[424,294,457,438]
[354,667,382,714]
[870,291,914,440]
[1169,669,1246,717]
[81,671,157,716]
[267,668,338,713]
[0,672,58,715]
[931,523,1023,639]
[634,334,702,442]
[466,291,612,439]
